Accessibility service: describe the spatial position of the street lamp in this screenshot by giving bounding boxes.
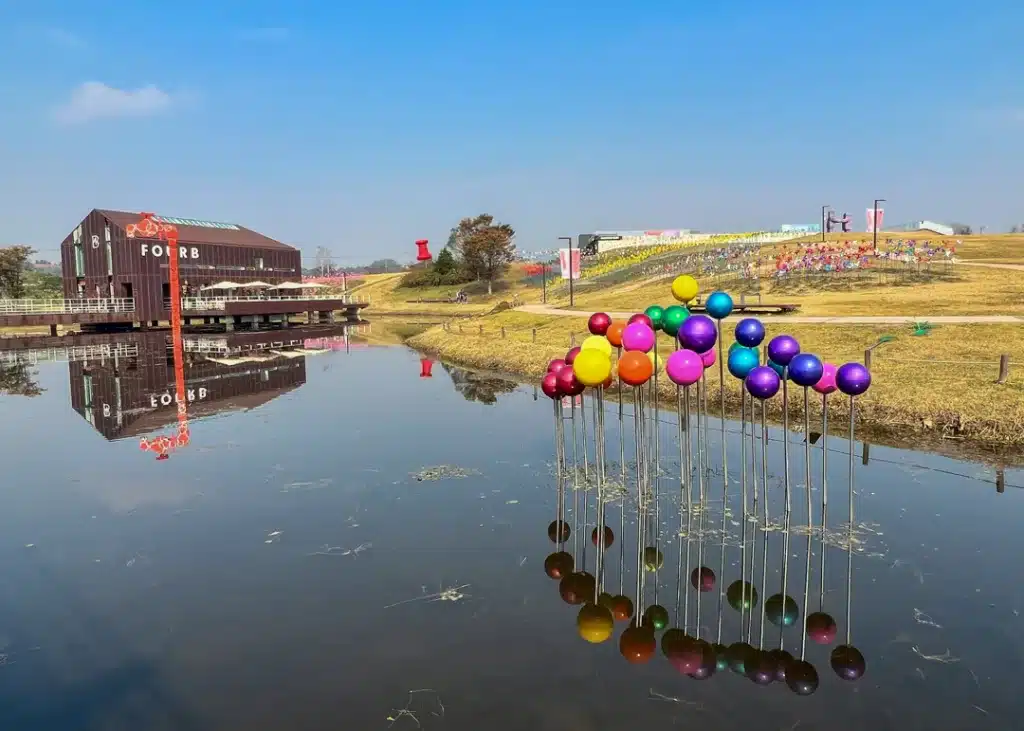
[821,205,830,243]
[872,198,886,252]
[558,236,573,306]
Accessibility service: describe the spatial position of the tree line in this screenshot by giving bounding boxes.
[401,213,516,293]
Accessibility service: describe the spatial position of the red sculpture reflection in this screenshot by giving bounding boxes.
[420,358,434,378]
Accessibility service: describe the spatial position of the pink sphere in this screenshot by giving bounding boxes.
[622,322,656,353]
[557,367,585,396]
[541,372,561,399]
[813,362,838,395]
[565,346,582,365]
[588,312,612,336]
[665,349,703,386]
[700,347,716,369]
[547,358,567,374]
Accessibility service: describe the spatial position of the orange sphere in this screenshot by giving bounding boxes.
[577,602,615,643]
[618,351,654,386]
[609,595,634,621]
[606,321,626,348]
[619,621,657,664]
[544,551,573,580]
[559,571,596,605]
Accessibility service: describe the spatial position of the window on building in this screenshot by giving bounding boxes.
[104,225,111,242]
[106,240,113,276]
[74,244,85,277]
[256,257,265,270]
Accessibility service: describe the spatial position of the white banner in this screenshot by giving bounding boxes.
[866,207,885,233]
[558,248,581,279]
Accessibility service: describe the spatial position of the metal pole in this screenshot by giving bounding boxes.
[542,263,547,304]
[559,236,574,307]
[821,205,829,243]
[872,198,885,252]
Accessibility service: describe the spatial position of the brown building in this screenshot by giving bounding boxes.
[60,209,302,324]
[68,330,308,440]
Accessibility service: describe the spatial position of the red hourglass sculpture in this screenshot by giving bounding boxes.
[415,239,432,262]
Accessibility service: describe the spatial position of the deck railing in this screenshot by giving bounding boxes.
[0,342,140,365]
[0,298,136,315]
[173,293,369,311]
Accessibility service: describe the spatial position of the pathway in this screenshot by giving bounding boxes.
[517,304,1024,324]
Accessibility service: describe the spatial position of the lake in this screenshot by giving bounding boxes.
[0,323,1021,730]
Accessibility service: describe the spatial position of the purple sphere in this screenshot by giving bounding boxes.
[734,318,765,348]
[836,362,872,396]
[678,314,717,354]
[767,335,800,366]
[788,353,824,388]
[745,365,781,400]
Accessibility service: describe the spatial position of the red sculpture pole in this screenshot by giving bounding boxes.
[127,213,190,460]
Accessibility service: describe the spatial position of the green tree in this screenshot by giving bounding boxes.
[446,214,495,260]
[463,219,516,294]
[0,363,43,397]
[0,245,35,298]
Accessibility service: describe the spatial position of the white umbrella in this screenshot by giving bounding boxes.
[269,281,311,289]
[244,281,273,288]
[200,281,242,290]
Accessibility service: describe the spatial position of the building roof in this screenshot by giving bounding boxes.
[96,209,294,250]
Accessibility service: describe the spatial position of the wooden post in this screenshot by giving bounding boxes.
[570,333,576,346]
[479,325,484,335]
[997,354,1010,384]
[864,348,872,370]
[458,324,463,333]
[532,328,537,343]
[862,442,870,465]
[997,467,1005,494]
[500,327,506,339]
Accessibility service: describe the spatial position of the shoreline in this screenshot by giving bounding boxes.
[408,325,1024,463]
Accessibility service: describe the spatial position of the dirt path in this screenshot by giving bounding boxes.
[958,260,1024,271]
[517,304,1024,324]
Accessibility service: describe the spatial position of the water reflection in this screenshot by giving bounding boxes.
[0,361,43,397]
[441,363,518,405]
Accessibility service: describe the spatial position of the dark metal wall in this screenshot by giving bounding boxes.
[61,210,303,322]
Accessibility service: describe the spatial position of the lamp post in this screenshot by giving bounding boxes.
[541,260,548,304]
[558,236,573,307]
[872,199,886,252]
[821,205,830,243]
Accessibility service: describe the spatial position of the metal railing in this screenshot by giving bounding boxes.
[0,298,136,315]
[171,293,370,311]
[0,342,140,365]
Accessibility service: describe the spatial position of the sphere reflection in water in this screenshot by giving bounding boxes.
[712,643,730,672]
[543,552,573,580]
[686,639,717,680]
[767,649,794,682]
[690,566,716,592]
[620,621,657,664]
[577,603,615,644]
[765,593,800,627]
[558,572,595,605]
[591,525,615,548]
[642,604,670,632]
[643,547,664,571]
[745,649,777,685]
[608,595,634,622]
[806,611,838,645]
[726,580,758,611]
[726,641,754,675]
[830,645,867,681]
[547,520,570,543]
[786,659,819,695]
[662,632,701,675]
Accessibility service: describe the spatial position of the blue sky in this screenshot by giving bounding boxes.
[2,0,1021,264]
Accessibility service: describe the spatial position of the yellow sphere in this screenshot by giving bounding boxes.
[647,350,665,371]
[581,335,613,358]
[572,349,612,387]
[577,602,615,643]
[671,275,699,303]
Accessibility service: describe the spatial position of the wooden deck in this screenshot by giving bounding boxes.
[687,302,801,315]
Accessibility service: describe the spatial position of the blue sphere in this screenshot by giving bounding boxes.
[705,291,734,320]
[788,353,824,388]
[734,318,765,348]
[728,347,760,379]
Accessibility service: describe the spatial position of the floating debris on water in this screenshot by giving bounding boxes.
[411,465,479,482]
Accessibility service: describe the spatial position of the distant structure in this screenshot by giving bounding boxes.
[885,220,955,236]
[826,211,852,233]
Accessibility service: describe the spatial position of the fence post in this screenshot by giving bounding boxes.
[532,328,537,343]
[864,348,872,370]
[500,327,506,339]
[570,333,576,346]
[479,325,484,335]
[458,324,463,333]
[997,354,1010,384]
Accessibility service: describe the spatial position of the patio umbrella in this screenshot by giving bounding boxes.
[200,281,242,290]
[244,281,273,288]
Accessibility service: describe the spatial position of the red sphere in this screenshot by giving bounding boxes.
[564,346,582,365]
[619,622,656,664]
[608,595,634,621]
[663,631,702,675]
[690,566,716,592]
[559,571,594,605]
[591,525,614,548]
[547,358,568,374]
[541,373,561,400]
[543,551,573,580]
[628,313,653,328]
[806,611,838,645]
[547,519,570,542]
[588,312,612,336]
[556,367,585,396]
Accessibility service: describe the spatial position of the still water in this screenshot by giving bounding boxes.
[0,324,1021,730]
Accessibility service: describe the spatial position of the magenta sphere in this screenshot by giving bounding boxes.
[745,365,781,400]
[564,346,581,365]
[813,362,838,395]
[556,366,585,397]
[665,349,703,386]
[806,612,838,645]
[836,362,872,396]
[767,335,800,366]
[588,312,612,336]
[547,358,567,374]
[700,347,716,369]
[678,314,717,354]
[622,322,656,353]
[628,313,654,328]
[690,566,716,592]
[541,372,561,400]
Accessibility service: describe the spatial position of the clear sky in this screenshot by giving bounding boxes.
[2,0,1021,264]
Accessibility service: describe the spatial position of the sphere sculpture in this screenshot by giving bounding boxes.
[727,347,759,379]
[547,520,570,543]
[591,525,614,548]
[671,274,698,303]
[580,334,613,358]
[558,571,595,606]
[806,611,838,645]
[665,349,703,386]
[767,648,794,682]
[836,362,872,396]
[726,580,758,611]
[746,649,777,685]
[726,641,755,675]
[664,632,702,675]
[572,349,612,387]
[543,551,573,580]
[606,321,625,348]
[564,346,581,365]
[767,335,800,366]
[745,365,781,400]
[786,659,819,695]
[627,313,653,329]
[765,593,800,627]
[661,305,689,336]
[734,317,766,347]
[678,314,717,353]
[830,645,866,681]
[556,367,585,397]
[618,351,654,387]
[687,639,717,680]
[788,353,824,388]
[813,362,838,394]
[608,595,634,621]
[644,305,665,331]
[705,291,734,320]
[767,359,789,380]
[577,602,614,643]
[690,566,716,592]
[588,312,612,336]
[622,322,656,353]
[619,621,656,664]
[547,358,567,374]
[541,373,561,400]
[643,547,664,571]
[642,604,670,632]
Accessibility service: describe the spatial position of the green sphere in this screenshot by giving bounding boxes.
[765,593,801,627]
[662,305,689,337]
[644,305,666,331]
[726,580,758,612]
[643,604,670,632]
[729,341,756,356]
